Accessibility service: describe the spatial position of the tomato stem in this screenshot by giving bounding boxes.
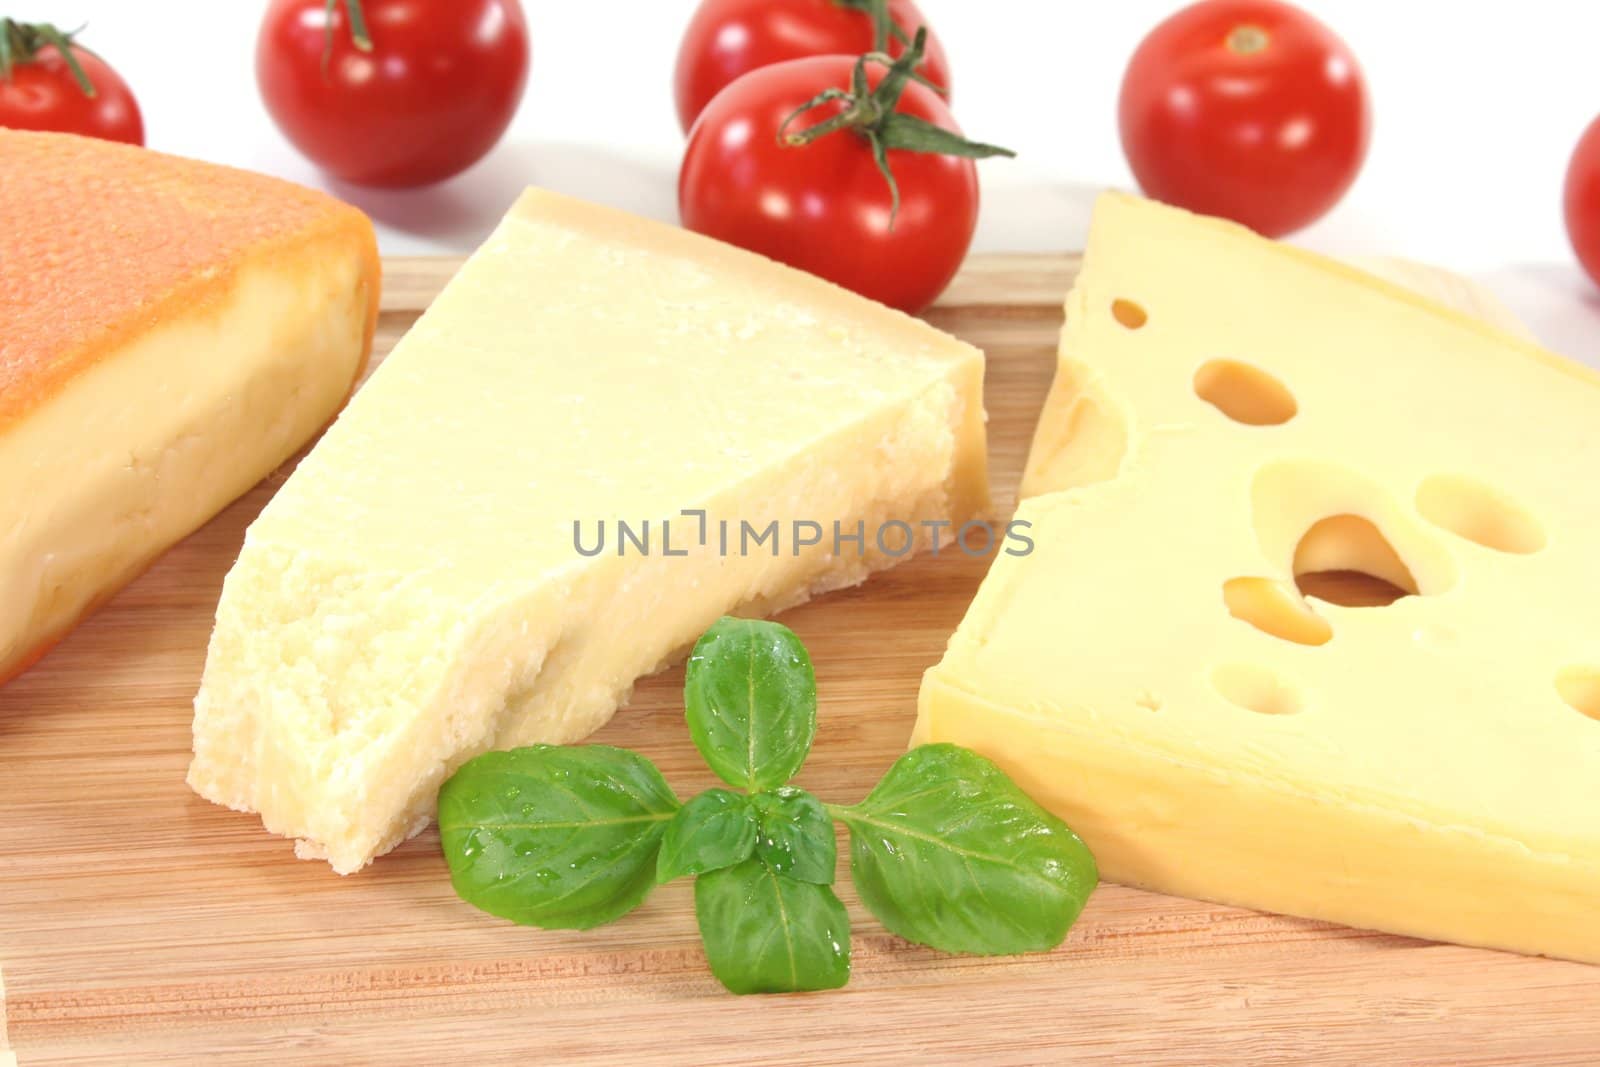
[320,0,374,77]
[1227,24,1270,55]
[830,0,945,95]
[0,19,96,97]
[778,28,1012,229]
[831,0,906,54]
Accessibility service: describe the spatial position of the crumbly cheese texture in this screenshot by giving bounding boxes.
[191,189,989,874]
[0,130,378,684]
[917,192,1600,964]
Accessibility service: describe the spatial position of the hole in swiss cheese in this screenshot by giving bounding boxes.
[1194,359,1298,426]
[1557,667,1600,721]
[1416,474,1546,555]
[1112,299,1148,329]
[1212,663,1304,715]
[1223,577,1332,646]
[1293,515,1418,608]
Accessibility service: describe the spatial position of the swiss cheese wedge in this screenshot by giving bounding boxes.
[0,130,378,684]
[917,192,1600,963]
[191,189,989,873]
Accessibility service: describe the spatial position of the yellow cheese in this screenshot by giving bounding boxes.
[192,188,989,874]
[917,192,1600,963]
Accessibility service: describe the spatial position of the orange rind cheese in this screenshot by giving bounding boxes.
[0,130,379,683]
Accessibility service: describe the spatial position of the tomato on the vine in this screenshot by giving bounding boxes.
[1118,0,1370,237]
[0,20,143,145]
[1565,117,1600,290]
[674,0,950,133]
[680,34,1008,315]
[257,0,529,188]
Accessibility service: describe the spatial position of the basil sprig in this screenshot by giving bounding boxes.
[439,617,1098,994]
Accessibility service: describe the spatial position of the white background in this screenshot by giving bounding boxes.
[15,0,1600,359]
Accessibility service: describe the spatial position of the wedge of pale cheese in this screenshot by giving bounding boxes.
[0,130,378,685]
[192,189,989,873]
[918,192,1600,963]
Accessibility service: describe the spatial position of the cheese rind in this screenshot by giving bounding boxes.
[917,669,1600,962]
[191,189,989,873]
[1347,256,1535,343]
[0,131,378,683]
[920,192,1600,963]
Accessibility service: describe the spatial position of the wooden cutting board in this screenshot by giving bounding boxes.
[2,256,1596,1067]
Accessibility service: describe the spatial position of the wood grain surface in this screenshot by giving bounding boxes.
[2,256,1596,1066]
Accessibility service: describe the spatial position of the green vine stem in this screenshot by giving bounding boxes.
[0,19,96,96]
[832,0,942,94]
[322,0,374,74]
[778,28,1015,227]
[832,0,909,52]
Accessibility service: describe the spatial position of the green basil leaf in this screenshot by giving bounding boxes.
[751,786,836,885]
[657,789,759,884]
[684,617,817,792]
[835,744,1098,955]
[694,858,851,995]
[438,745,679,930]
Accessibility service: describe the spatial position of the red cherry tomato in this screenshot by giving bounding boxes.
[1118,0,1370,237]
[1565,117,1600,290]
[0,25,143,145]
[680,55,980,314]
[674,0,950,133]
[257,0,529,187]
